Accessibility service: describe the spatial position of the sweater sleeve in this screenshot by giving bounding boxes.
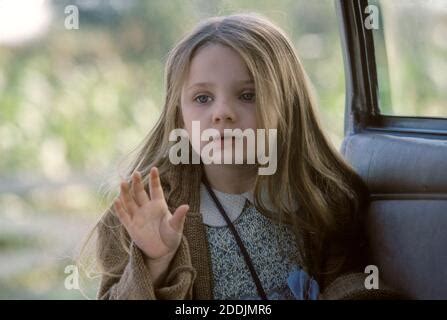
[320,272,406,300]
[96,211,197,300]
[318,236,407,300]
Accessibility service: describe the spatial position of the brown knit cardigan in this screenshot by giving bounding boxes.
[96,164,402,300]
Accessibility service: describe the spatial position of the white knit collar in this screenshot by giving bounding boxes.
[200,183,254,227]
[200,182,299,227]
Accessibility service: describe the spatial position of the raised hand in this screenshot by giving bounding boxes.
[114,167,189,265]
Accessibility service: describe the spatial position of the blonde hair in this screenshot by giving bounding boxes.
[79,13,369,287]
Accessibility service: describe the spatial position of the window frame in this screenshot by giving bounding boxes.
[335,0,447,139]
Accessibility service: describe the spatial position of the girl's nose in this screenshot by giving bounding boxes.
[212,100,237,123]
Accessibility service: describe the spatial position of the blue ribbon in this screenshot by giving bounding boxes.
[287,266,320,300]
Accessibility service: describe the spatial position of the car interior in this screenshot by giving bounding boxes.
[337,0,447,299]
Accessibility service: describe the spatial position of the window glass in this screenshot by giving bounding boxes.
[371,0,447,118]
[0,1,344,299]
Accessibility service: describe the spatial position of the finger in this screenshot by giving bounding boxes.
[131,171,149,206]
[120,180,139,217]
[114,197,131,227]
[149,167,165,201]
[168,204,189,233]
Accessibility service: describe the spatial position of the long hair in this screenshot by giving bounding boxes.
[79,13,369,285]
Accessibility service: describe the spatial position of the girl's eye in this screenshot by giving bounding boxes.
[240,92,255,102]
[194,95,212,104]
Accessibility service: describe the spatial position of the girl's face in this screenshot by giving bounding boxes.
[180,43,257,161]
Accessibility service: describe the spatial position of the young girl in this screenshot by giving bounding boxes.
[95,13,400,300]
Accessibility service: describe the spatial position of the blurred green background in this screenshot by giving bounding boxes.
[0,0,445,299]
